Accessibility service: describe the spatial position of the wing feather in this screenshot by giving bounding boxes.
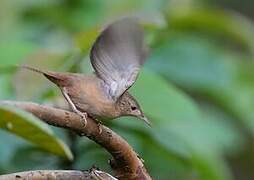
[90,18,147,101]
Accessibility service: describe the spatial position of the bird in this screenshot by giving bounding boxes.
[20,18,150,127]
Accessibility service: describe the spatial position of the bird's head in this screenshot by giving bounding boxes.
[116,92,151,126]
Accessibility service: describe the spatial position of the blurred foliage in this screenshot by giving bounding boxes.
[0,105,73,160]
[1,0,254,180]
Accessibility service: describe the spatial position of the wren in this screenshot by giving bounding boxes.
[21,18,150,127]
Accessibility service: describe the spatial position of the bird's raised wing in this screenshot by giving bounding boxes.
[90,18,147,101]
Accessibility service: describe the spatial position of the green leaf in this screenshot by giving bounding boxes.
[0,105,73,160]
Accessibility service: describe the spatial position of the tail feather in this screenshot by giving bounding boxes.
[19,65,67,87]
[19,65,48,75]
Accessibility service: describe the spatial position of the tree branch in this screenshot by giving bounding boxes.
[0,170,117,180]
[0,101,151,180]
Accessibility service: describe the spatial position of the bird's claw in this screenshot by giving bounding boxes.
[76,111,88,127]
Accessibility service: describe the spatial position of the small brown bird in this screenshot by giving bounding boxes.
[21,18,150,126]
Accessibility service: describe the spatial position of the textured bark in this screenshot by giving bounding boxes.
[0,170,116,180]
[0,101,152,180]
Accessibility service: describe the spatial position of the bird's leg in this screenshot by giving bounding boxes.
[61,87,87,127]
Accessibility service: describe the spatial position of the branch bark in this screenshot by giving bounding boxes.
[0,170,117,180]
[0,101,151,180]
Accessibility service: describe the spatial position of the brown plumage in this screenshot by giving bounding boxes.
[20,18,150,126]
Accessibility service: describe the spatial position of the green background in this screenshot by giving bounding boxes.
[1,0,254,179]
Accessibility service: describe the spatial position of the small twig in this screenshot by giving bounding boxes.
[0,101,151,180]
[0,170,116,180]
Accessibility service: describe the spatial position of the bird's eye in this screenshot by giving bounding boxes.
[131,106,137,111]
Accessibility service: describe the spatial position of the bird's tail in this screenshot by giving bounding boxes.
[18,65,67,87]
[19,65,48,75]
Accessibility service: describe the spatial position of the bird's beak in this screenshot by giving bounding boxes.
[139,115,151,127]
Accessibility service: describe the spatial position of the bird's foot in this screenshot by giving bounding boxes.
[75,110,88,127]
